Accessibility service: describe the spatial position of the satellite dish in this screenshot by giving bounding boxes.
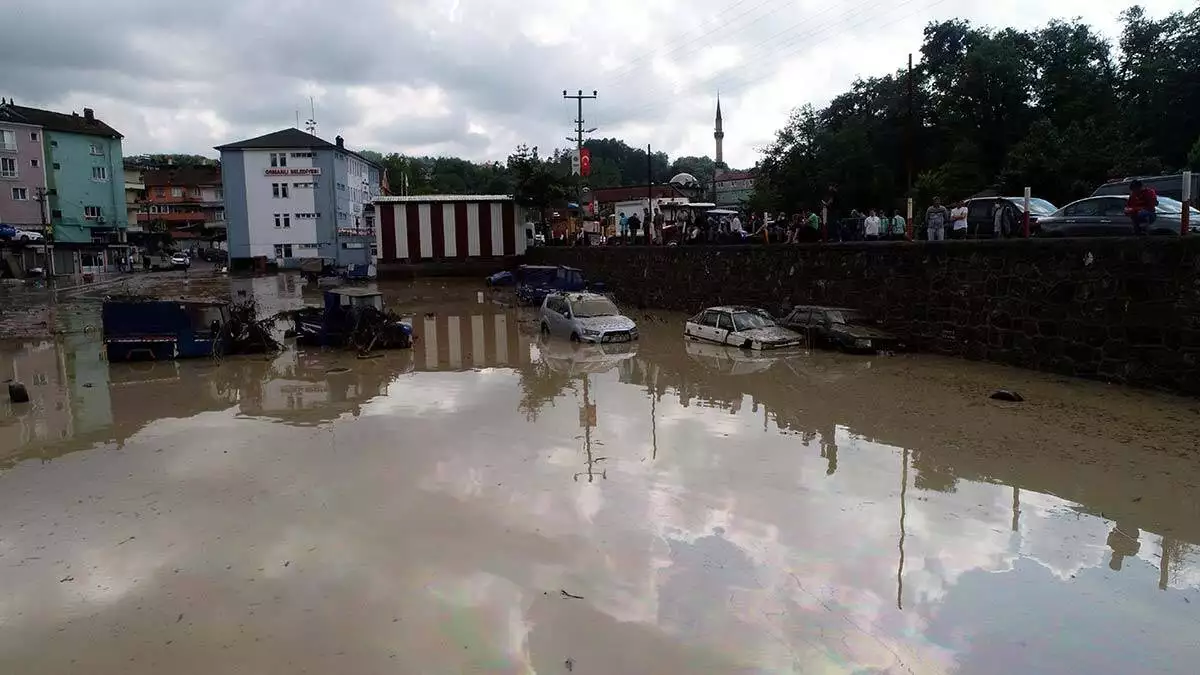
[669,172,700,189]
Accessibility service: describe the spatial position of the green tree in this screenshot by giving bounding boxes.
[507,145,569,223]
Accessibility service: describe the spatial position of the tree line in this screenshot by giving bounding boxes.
[753,5,1200,215]
[357,140,729,203]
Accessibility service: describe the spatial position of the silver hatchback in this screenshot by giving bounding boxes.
[540,292,638,343]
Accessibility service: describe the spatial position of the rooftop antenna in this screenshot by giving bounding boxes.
[304,96,317,135]
[295,109,300,128]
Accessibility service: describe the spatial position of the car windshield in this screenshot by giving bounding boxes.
[1155,195,1200,215]
[1005,197,1057,215]
[571,298,619,318]
[732,311,775,331]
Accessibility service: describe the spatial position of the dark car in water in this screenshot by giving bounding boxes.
[1035,196,1200,237]
[780,306,902,353]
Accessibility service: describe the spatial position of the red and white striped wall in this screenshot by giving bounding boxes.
[375,196,526,263]
[412,311,529,372]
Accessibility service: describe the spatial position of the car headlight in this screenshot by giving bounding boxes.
[583,329,601,337]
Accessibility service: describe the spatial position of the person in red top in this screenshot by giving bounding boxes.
[1125,180,1158,234]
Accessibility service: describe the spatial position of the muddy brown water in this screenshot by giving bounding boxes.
[2,278,1199,673]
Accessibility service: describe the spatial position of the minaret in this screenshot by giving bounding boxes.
[714,95,724,166]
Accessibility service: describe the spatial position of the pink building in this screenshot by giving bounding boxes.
[0,100,47,228]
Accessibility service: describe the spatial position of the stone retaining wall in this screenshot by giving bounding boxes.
[526,239,1200,396]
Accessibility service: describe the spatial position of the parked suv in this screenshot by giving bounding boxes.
[964,196,1058,237]
[540,292,638,343]
[1093,174,1200,203]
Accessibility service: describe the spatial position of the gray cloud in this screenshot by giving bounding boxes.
[0,0,1167,167]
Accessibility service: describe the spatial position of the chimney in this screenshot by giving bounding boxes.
[335,135,344,148]
[83,108,95,122]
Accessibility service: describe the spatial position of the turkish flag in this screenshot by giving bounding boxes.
[580,148,591,177]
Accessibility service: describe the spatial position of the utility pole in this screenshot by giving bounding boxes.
[906,53,914,195]
[34,186,53,276]
[563,89,597,234]
[647,144,653,243]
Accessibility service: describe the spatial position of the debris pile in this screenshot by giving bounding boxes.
[347,307,412,354]
[215,299,281,357]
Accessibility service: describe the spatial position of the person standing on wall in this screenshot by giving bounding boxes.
[863,210,881,241]
[1124,180,1158,235]
[950,201,969,239]
[891,208,907,240]
[925,197,949,241]
[652,208,665,244]
[618,212,629,241]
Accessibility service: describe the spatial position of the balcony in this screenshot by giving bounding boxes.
[138,211,207,223]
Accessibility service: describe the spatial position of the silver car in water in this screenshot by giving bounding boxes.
[540,292,638,343]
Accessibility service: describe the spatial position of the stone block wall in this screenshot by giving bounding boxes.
[526,239,1200,396]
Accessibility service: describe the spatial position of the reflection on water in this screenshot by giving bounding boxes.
[2,280,1200,674]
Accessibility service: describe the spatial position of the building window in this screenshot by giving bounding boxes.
[0,129,15,151]
[274,244,293,258]
[290,152,312,158]
[92,166,108,181]
[171,186,183,197]
[269,152,287,167]
[30,131,38,142]
[51,209,61,218]
[50,140,57,148]
[270,153,278,167]
[157,187,166,197]
[11,187,28,200]
[89,143,103,156]
[0,157,16,177]
[293,182,314,189]
[52,162,60,170]
[272,182,289,198]
[274,213,282,228]
[215,210,225,221]
[30,158,38,168]
[283,214,291,229]
[215,189,223,200]
[84,206,101,219]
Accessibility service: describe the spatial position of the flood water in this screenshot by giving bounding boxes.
[2,278,1200,674]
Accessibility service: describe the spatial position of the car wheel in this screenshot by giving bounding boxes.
[540,323,550,337]
[570,332,580,343]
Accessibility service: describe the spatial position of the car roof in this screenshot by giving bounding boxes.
[551,291,608,302]
[789,305,856,312]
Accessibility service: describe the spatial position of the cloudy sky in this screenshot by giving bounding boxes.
[0,0,1190,168]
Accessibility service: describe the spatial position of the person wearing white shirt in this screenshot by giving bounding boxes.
[950,202,969,239]
[863,210,881,240]
[730,214,743,233]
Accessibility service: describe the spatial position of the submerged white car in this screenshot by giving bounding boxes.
[684,306,803,350]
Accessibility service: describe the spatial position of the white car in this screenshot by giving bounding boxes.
[14,230,44,242]
[170,253,191,269]
[540,292,638,343]
[684,306,803,350]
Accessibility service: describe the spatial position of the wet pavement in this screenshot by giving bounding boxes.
[2,278,1200,673]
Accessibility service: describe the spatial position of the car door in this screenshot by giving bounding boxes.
[1061,199,1104,235]
[1097,198,1135,235]
[696,310,720,342]
[548,297,569,336]
[785,308,810,332]
[715,311,737,345]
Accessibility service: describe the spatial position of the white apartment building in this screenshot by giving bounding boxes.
[216,128,381,270]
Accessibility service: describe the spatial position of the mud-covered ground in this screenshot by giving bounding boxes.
[1,277,1199,674]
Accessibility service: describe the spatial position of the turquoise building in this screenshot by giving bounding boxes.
[3,105,128,270]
